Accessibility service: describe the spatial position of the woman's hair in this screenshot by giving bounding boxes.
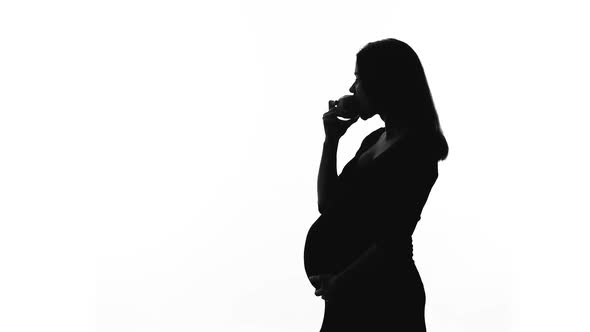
[356,38,449,161]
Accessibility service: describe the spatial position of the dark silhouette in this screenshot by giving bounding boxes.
[304,38,449,331]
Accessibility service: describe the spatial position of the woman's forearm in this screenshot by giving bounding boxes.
[331,243,382,292]
[317,138,340,214]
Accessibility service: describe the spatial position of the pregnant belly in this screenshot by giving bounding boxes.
[303,213,373,284]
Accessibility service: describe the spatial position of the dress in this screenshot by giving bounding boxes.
[304,127,439,332]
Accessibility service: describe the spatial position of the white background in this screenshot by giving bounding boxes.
[1,1,589,331]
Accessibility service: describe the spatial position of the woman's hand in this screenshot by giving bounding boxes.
[309,273,339,301]
[323,98,359,141]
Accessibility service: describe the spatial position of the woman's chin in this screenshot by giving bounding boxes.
[359,112,372,121]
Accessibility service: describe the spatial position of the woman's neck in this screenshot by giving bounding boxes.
[382,116,408,140]
[375,104,410,139]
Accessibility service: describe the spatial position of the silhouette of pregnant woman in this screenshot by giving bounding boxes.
[304,38,449,331]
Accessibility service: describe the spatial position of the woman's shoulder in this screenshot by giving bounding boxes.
[366,127,387,144]
[355,127,387,156]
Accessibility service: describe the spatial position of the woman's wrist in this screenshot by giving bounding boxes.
[329,273,344,293]
[324,136,340,147]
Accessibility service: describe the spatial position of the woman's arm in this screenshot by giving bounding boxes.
[329,242,383,293]
[317,128,385,214]
[317,137,340,214]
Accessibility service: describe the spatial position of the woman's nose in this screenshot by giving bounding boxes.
[349,82,355,94]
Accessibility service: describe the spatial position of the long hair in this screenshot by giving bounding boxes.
[356,38,449,161]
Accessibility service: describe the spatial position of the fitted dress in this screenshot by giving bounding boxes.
[304,127,439,331]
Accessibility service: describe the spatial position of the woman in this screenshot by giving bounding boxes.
[303,38,449,331]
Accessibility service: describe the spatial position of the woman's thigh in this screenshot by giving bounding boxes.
[322,294,425,331]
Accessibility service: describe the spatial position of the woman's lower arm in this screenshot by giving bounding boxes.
[331,243,382,291]
[317,138,340,214]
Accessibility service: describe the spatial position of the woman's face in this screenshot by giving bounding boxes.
[349,63,375,120]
